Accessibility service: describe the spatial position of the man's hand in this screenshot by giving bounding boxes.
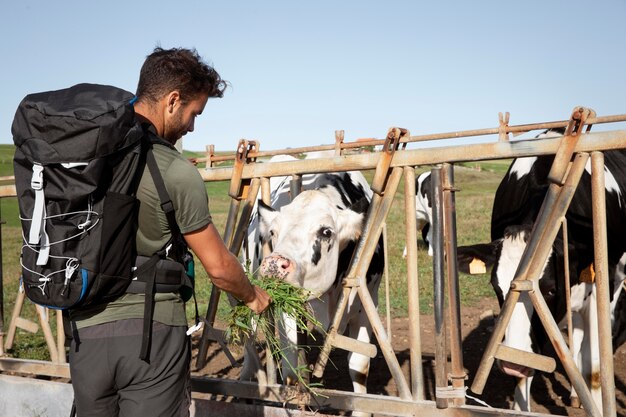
[245,285,271,314]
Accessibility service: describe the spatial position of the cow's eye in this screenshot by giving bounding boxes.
[318,227,333,239]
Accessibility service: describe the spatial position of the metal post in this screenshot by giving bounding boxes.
[260,177,277,385]
[431,166,448,408]
[403,166,425,400]
[590,151,617,417]
[0,208,4,356]
[287,173,309,385]
[442,163,466,405]
[562,218,580,407]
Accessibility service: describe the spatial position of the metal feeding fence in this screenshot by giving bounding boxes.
[0,107,625,417]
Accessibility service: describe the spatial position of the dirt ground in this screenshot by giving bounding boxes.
[191,297,626,416]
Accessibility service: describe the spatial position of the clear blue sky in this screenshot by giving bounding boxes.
[1,0,625,152]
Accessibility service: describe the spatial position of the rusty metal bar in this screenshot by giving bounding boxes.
[590,151,617,417]
[383,223,392,338]
[431,167,448,408]
[371,127,403,194]
[0,213,4,356]
[229,178,261,255]
[547,107,593,185]
[442,163,466,406]
[198,130,626,183]
[498,112,510,142]
[290,174,302,198]
[56,311,65,364]
[0,358,70,379]
[334,130,344,156]
[529,287,601,417]
[562,217,579,406]
[191,376,564,417]
[286,173,310,385]
[493,345,555,373]
[0,131,624,197]
[202,113,626,164]
[403,166,425,401]
[259,176,277,385]
[353,167,412,399]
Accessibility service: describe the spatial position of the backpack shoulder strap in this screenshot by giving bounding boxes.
[137,140,196,362]
[145,145,184,248]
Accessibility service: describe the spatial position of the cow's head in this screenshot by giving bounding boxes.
[257,189,367,298]
[458,224,578,378]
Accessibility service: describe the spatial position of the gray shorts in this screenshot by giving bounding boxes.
[69,319,190,417]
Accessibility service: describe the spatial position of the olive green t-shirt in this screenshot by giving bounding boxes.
[71,137,212,328]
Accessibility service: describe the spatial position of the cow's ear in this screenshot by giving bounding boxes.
[348,197,370,214]
[457,242,499,274]
[336,209,365,244]
[258,200,278,238]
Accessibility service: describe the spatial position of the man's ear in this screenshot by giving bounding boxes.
[166,91,181,113]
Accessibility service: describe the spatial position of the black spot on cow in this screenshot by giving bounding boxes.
[311,238,322,266]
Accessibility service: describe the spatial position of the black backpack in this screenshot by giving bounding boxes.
[12,83,194,360]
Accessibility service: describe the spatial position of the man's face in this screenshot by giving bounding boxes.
[164,93,209,143]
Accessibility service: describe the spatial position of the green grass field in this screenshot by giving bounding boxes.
[0,144,511,360]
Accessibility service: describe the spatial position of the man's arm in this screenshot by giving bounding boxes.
[184,223,270,314]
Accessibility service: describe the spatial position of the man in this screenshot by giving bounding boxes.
[69,47,271,417]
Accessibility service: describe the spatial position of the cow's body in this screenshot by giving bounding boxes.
[403,171,433,258]
[242,157,383,407]
[457,129,626,411]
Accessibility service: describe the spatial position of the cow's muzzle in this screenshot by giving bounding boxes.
[260,254,293,279]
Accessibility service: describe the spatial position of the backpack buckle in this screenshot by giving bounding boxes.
[31,163,44,190]
[161,200,174,214]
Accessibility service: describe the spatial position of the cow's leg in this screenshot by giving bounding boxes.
[512,375,533,411]
[424,223,433,257]
[581,286,602,411]
[567,311,585,408]
[346,318,373,417]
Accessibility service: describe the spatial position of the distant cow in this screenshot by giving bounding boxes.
[457,129,626,411]
[241,159,384,404]
[402,171,433,258]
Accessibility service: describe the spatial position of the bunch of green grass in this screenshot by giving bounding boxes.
[226,268,323,390]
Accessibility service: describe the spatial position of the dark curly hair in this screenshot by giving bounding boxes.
[135,47,228,104]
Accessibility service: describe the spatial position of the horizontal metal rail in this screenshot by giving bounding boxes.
[0,130,623,199]
[197,129,626,182]
[191,376,557,417]
[205,113,626,164]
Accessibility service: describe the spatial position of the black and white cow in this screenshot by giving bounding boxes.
[402,171,433,258]
[457,129,626,411]
[241,154,384,404]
